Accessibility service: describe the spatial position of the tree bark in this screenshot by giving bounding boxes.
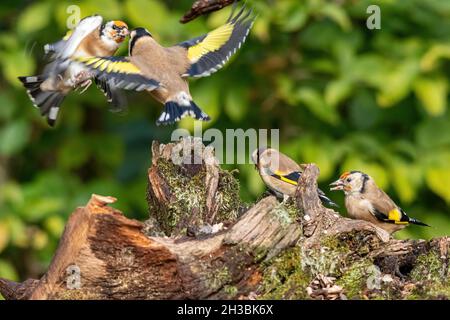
[180,0,238,23]
[1,138,449,300]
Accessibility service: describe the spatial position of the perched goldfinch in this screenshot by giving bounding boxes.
[330,171,429,234]
[72,6,255,125]
[18,15,129,126]
[251,147,338,208]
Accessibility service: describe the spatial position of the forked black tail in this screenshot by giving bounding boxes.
[157,100,210,125]
[408,217,430,227]
[318,188,339,208]
[18,75,65,127]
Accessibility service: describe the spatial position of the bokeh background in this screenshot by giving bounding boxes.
[0,0,449,297]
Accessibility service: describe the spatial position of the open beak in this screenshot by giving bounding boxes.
[121,28,130,37]
[330,179,344,191]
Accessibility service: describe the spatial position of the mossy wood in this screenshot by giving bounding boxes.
[0,138,449,300]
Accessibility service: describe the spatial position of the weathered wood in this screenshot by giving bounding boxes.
[146,137,241,237]
[295,164,390,246]
[0,194,299,299]
[181,0,238,23]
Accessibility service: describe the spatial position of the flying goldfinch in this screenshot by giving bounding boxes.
[18,15,129,126]
[71,6,255,125]
[251,147,338,207]
[330,171,429,234]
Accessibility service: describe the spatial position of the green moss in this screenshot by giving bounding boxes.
[207,266,232,291]
[270,204,294,227]
[149,158,242,235]
[336,260,374,299]
[55,288,102,300]
[405,281,450,300]
[301,236,356,278]
[224,285,238,297]
[254,247,269,263]
[258,231,386,300]
[216,169,241,222]
[282,199,301,220]
[410,250,443,282]
[259,248,311,300]
[405,250,450,299]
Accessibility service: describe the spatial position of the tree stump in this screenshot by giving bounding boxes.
[1,138,449,300]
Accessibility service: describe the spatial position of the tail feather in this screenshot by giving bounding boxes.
[157,100,210,125]
[318,188,339,208]
[409,217,430,227]
[18,75,65,127]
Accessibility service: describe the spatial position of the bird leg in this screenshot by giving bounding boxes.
[280,194,290,205]
[77,79,92,94]
[71,71,92,92]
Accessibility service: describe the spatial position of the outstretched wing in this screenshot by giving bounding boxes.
[75,56,160,91]
[51,15,103,59]
[177,5,255,78]
[44,29,74,56]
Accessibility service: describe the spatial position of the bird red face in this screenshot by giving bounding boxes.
[109,21,129,43]
[330,171,368,193]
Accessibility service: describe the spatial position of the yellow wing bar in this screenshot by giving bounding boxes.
[179,5,255,78]
[74,56,160,92]
[77,56,141,74]
[272,170,301,186]
[187,23,234,63]
[388,209,409,225]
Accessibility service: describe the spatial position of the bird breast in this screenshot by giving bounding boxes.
[345,195,374,220]
[76,29,119,57]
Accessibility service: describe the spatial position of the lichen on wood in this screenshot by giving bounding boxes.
[146,137,243,237]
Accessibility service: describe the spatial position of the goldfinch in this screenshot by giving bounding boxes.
[72,6,255,125]
[18,15,129,126]
[251,147,338,208]
[330,171,429,234]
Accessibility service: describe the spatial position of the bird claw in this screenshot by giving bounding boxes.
[78,79,92,94]
[281,194,290,205]
[71,71,92,91]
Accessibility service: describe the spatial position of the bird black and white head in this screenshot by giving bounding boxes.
[130,27,152,39]
[330,171,370,195]
[129,28,152,55]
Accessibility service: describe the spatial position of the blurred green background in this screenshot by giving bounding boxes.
[0,0,449,296]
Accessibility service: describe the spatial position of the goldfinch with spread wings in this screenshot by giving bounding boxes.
[73,6,255,125]
[251,147,338,208]
[18,15,129,126]
[330,171,429,234]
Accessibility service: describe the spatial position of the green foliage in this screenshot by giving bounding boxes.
[0,0,449,288]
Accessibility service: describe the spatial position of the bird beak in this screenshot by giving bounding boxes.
[121,28,130,37]
[330,179,344,191]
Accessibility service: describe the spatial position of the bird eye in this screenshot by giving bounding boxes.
[346,178,351,182]
[112,25,119,30]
